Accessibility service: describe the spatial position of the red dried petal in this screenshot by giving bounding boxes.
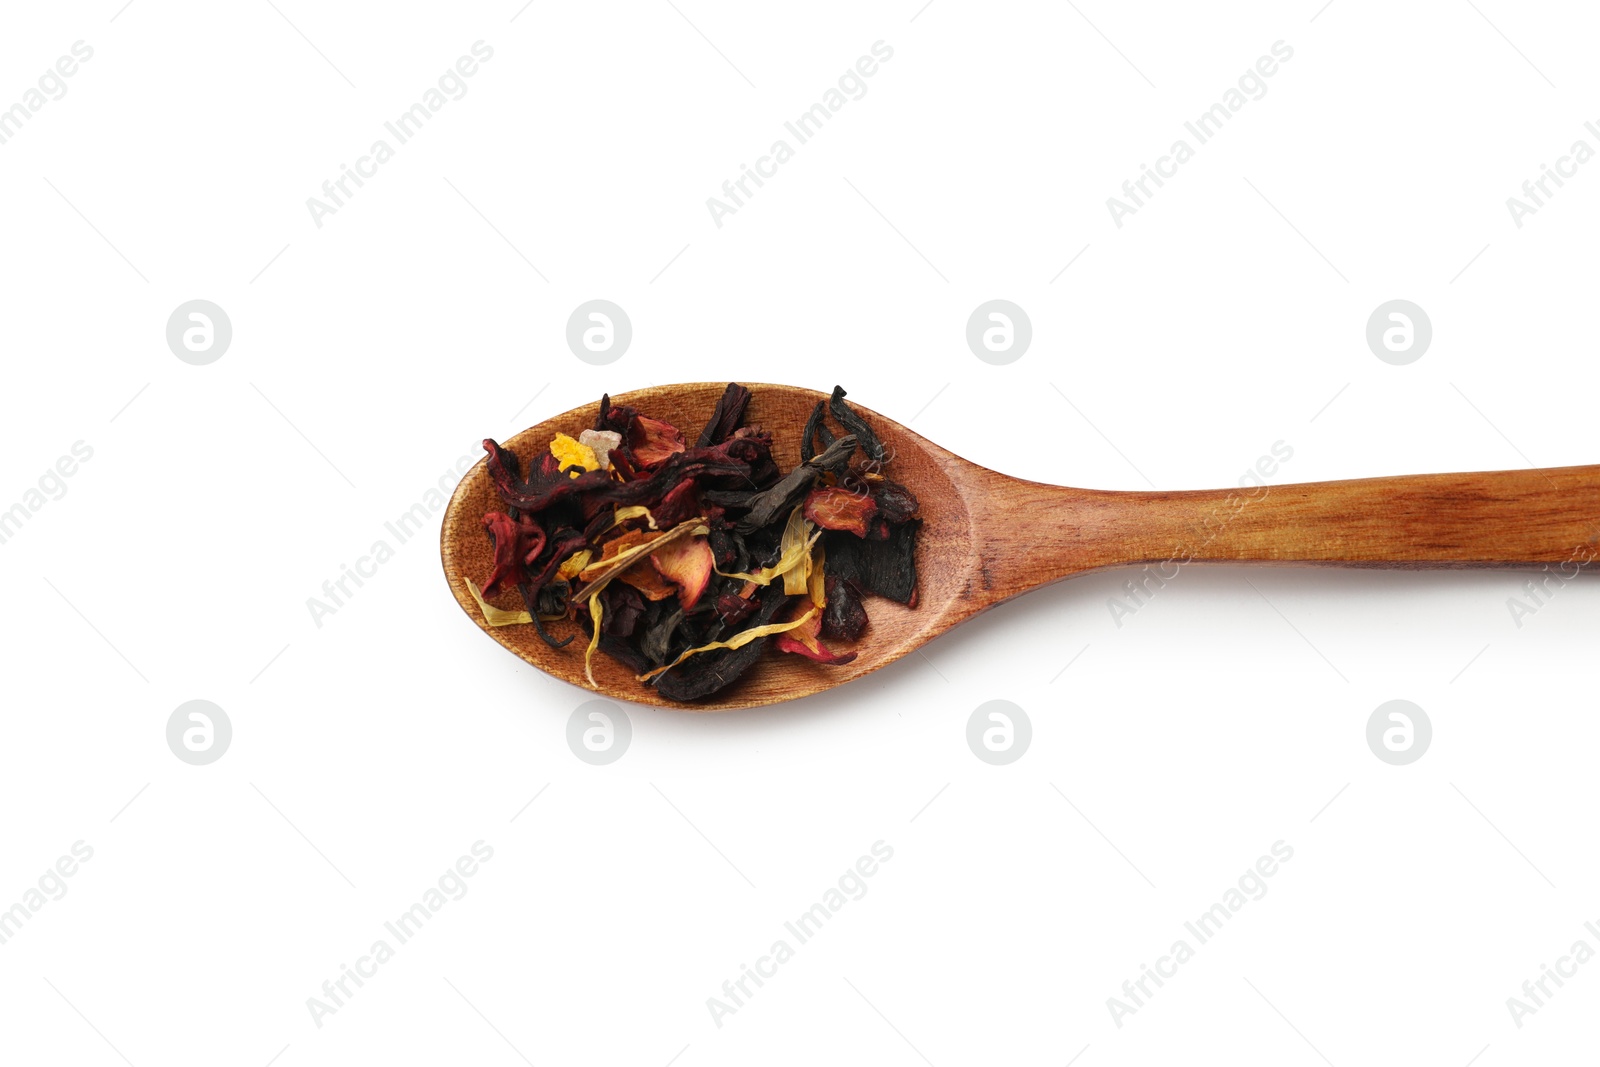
[630,416,687,467]
[696,382,752,447]
[873,479,920,523]
[652,478,702,528]
[821,574,868,642]
[651,534,714,610]
[481,439,614,514]
[715,592,758,626]
[803,485,879,537]
[482,511,546,597]
[773,610,858,665]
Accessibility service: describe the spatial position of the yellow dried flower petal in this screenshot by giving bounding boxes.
[808,542,827,608]
[608,505,659,530]
[557,549,593,581]
[584,595,604,686]
[716,506,820,587]
[549,433,599,479]
[462,578,532,627]
[638,606,821,682]
[780,506,812,596]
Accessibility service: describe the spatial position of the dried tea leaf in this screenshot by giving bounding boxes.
[640,602,684,665]
[828,385,886,461]
[800,399,834,463]
[823,518,921,604]
[639,605,821,682]
[735,435,856,533]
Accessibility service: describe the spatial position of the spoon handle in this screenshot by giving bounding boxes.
[971,464,1600,598]
[1089,464,1600,569]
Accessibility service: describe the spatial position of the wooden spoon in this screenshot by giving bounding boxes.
[441,382,1600,711]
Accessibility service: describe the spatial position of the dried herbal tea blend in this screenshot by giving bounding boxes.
[465,384,921,701]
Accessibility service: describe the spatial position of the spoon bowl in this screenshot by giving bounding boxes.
[442,381,1600,710]
[442,382,977,710]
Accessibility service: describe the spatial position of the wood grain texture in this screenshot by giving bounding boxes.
[441,382,1600,711]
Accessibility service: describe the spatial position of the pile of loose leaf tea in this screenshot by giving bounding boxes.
[464,383,921,701]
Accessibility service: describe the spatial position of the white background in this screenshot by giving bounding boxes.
[2,1,1598,1064]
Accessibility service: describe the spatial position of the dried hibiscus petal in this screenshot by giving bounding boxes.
[696,382,752,448]
[821,575,868,642]
[580,604,650,672]
[525,527,588,592]
[482,511,546,597]
[706,513,740,569]
[651,478,702,529]
[481,437,531,493]
[609,449,639,482]
[715,592,758,627]
[482,439,616,513]
[575,447,753,522]
[602,582,646,638]
[630,416,687,467]
[595,393,630,433]
[874,479,919,524]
